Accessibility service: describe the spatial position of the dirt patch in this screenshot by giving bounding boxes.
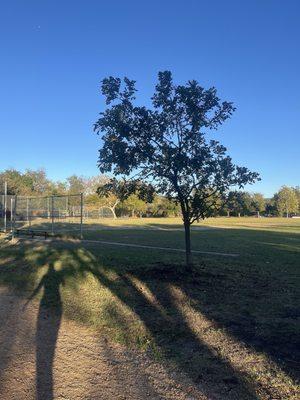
[0,287,211,400]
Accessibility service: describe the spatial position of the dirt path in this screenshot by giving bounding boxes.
[0,287,210,400]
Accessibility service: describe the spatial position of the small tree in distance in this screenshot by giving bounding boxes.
[276,186,299,217]
[94,71,259,268]
[251,192,265,217]
[97,178,154,219]
[123,194,148,217]
[226,191,253,217]
[96,179,123,219]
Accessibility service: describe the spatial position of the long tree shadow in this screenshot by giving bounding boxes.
[84,263,261,399]
[179,260,300,383]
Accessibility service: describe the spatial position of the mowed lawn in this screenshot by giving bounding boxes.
[0,217,299,399]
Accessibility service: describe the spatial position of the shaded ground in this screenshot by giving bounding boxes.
[0,287,207,400]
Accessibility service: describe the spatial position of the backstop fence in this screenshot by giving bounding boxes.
[0,192,84,238]
[0,193,15,233]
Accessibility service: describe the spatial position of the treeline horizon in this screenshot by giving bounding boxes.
[0,168,299,218]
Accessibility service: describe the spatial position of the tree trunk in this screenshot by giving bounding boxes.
[227,211,230,217]
[110,206,117,219]
[183,218,192,269]
[110,200,119,219]
[238,212,241,218]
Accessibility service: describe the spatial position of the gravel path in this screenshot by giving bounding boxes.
[0,287,210,400]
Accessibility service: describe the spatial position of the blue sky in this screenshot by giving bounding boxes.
[1,0,299,197]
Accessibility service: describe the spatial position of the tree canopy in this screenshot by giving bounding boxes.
[94,71,260,266]
[275,186,299,217]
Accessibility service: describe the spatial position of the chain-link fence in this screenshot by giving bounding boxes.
[83,206,115,219]
[1,192,83,238]
[15,194,83,237]
[0,193,15,232]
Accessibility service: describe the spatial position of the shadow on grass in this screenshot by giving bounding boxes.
[88,267,262,398]
[0,244,87,400]
[0,223,299,398]
[24,261,65,400]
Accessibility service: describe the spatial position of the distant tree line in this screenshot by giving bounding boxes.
[222,187,300,218]
[0,168,299,218]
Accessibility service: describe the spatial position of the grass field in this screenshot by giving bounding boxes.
[0,217,299,399]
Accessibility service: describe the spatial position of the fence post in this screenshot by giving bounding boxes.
[80,193,83,239]
[47,197,50,219]
[28,197,32,227]
[11,196,17,240]
[10,197,13,232]
[66,196,68,216]
[51,196,54,235]
[4,182,7,233]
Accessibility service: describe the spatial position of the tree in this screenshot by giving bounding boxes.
[96,178,125,219]
[226,191,253,217]
[0,168,52,195]
[265,197,277,216]
[226,191,238,217]
[50,181,67,195]
[0,168,30,195]
[150,195,181,217]
[94,71,259,267]
[85,175,109,195]
[294,186,300,214]
[97,178,154,219]
[123,194,148,217]
[275,186,299,217]
[67,175,86,195]
[23,169,52,195]
[251,192,265,217]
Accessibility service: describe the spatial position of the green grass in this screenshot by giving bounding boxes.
[0,217,299,399]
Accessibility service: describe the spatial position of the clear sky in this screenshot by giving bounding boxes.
[1,0,299,197]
